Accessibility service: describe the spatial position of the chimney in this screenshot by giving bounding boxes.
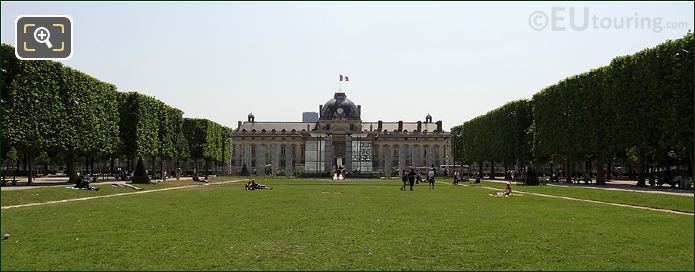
[436,121,443,132]
[357,105,361,117]
[377,120,383,131]
[237,121,242,129]
[417,121,422,132]
[398,121,403,132]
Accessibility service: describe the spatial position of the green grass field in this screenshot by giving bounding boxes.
[1,177,693,270]
[478,181,695,213]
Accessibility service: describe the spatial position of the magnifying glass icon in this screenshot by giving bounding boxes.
[33,27,52,49]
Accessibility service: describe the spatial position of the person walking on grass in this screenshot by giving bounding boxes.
[400,171,408,191]
[408,168,416,191]
[428,168,436,189]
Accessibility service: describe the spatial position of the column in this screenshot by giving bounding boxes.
[270,143,280,176]
[285,144,294,177]
[383,144,392,178]
[426,145,435,168]
[412,145,420,167]
[398,145,406,176]
[256,144,266,176]
[323,135,332,172]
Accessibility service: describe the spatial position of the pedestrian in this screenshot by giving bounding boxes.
[428,168,436,189]
[400,172,408,191]
[408,168,416,191]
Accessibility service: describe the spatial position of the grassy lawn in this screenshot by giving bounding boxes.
[1,176,247,207]
[474,180,694,213]
[1,178,693,270]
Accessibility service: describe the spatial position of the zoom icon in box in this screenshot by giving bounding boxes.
[15,15,73,60]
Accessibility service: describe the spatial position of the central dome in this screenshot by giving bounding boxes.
[320,92,360,120]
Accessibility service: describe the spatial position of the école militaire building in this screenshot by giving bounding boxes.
[231,92,451,177]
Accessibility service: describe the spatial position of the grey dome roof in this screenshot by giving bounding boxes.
[320,92,360,120]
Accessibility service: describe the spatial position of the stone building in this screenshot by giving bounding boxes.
[231,92,451,177]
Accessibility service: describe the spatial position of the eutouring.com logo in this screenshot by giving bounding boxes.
[528,7,689,33]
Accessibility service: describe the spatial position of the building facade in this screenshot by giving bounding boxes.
[231,92,451,177]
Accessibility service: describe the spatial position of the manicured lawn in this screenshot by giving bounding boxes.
[1,178,693,270]
[475,180,694,213]
[1,176,246,207]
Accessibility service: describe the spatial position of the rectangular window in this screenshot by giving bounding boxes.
[304,138,325,173]
[351,140,372,172]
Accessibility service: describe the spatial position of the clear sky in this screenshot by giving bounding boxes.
[2,1,693,130]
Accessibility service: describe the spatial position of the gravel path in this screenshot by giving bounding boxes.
[1,179,248,210]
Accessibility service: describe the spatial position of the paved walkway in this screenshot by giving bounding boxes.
[480,178,693,197]
[459,183,693,216]
[1,179,248,210]
[1,176,194,191]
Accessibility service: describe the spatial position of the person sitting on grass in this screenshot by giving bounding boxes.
[247,179,271,190]
[491,183,512,197]
[193,174,209,183]
[74,173,99,191]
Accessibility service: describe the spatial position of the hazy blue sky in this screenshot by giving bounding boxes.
[2,2,693,130]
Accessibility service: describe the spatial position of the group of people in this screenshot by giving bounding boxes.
[452,170,470,185]
[400,168,436,191]
[244,179,272,190]
[332,165,345,180]
[191,167,210,183]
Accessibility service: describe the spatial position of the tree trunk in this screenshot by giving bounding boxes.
[478,161,483,177]
[549,162,554,175]
[84,156,89,176]
[504,162,509,180]
[607,160,613,181]
[14,160,20,181]
[65,154,78,183]
[636,149,647,187]
[687,153,693,180]
[27,153,34,185]
[489,161,495,179]
[44,163,48,177]
[648,160,656,187]
[110,158,114,175]
[626,163,632,180]
[564,158,572,183]
[596,154,606,185]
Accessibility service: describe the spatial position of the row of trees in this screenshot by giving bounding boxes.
[452,100,532,178]
[1,44,233,184]
[182,118,233,174]
[453,33,693,186]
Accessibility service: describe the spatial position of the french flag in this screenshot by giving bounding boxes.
[340,74,349,81]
